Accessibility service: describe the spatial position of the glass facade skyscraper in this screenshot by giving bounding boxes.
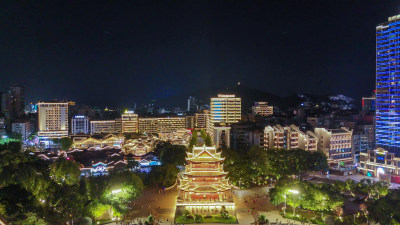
[376,14,400,154]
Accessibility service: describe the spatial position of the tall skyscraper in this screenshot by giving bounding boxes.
[376,14,400,153]
[187,96,196,112]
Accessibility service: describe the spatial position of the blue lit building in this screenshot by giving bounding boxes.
[376,14,400,154]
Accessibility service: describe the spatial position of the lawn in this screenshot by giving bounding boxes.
[175,215,237,224]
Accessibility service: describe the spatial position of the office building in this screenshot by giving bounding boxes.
[37,102,72,139]
[195,112,208,128]
[12,122,32,141]
[158,117,186,132]
[252,101,273,116]
[210,94,241,124]
[187,96,197,112]
[185,116,195,129]
[90,120,116,134]
[352,132,369,163]
[121,111,138,133]
[138,118,159,134]
[314,127,353,172]
[362,96,376,112]
[115,118,122,133]
[207,94,241,148]
[71,115,89,134]
[376,14,400,154]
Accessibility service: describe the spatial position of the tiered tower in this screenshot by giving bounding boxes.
[177,145,234,211]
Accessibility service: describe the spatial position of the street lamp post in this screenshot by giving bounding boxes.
[283,193,287,216]
[288,190,299,217]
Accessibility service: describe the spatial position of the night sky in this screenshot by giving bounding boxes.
[1,1,399,107]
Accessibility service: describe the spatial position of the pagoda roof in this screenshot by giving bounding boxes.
[186,146,224,162]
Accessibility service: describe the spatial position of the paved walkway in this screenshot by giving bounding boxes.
[310,173,400,189]
[106,186,312,225]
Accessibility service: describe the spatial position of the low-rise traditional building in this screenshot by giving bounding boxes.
[72,134,125,149]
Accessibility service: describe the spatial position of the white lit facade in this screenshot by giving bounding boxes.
[121,111,138,133]
[37,102,71,139]
[90,120,116,134]
[71,115,89,134]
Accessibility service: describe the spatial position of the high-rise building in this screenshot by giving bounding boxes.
[37,102,72,139]
[71,115,89,134]
[9,85,24,118]
[252,101,273,116]
[187,96,197,112]
[121,111,138,133]
[207,94,241,148]
[0,91,11,114]
[376,14,400,154]
[210,94,241,124]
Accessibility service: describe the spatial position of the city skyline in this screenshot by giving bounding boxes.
[1,1,399,106]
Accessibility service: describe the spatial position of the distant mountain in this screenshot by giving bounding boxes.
[153,84,355,111]
[154,84,301,110]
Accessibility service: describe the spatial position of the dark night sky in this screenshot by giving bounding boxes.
[1,1,399,107]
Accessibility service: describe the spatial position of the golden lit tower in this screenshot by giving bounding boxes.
[177,145,234,211]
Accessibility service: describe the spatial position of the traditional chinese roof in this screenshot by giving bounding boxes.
[178,145,232,194]
[186,145,224,163]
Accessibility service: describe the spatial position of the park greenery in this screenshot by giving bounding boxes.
[220,146,328,188]
[0,140,144,224]
[136,141,186,188]
[269,177,392,224]
[53,137,73,151]
[176,208,236,224]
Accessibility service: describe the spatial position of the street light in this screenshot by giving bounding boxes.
[283,194,287,216]
[288,190,299,217]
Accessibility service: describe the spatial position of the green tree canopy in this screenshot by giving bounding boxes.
[50,158,81,186]
[53,137,73,151]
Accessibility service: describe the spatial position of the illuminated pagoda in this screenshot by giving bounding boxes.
[177,145,234,213]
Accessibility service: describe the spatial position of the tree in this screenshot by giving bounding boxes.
[50,158,81,185]
[203,133,213,147]
[220,206,229,218]
[368,189,400,224]
[16,212,47,225]
[194,214,202,222]
[53,137,73,151]
[126,158,139,170]
[154,142,187,166]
